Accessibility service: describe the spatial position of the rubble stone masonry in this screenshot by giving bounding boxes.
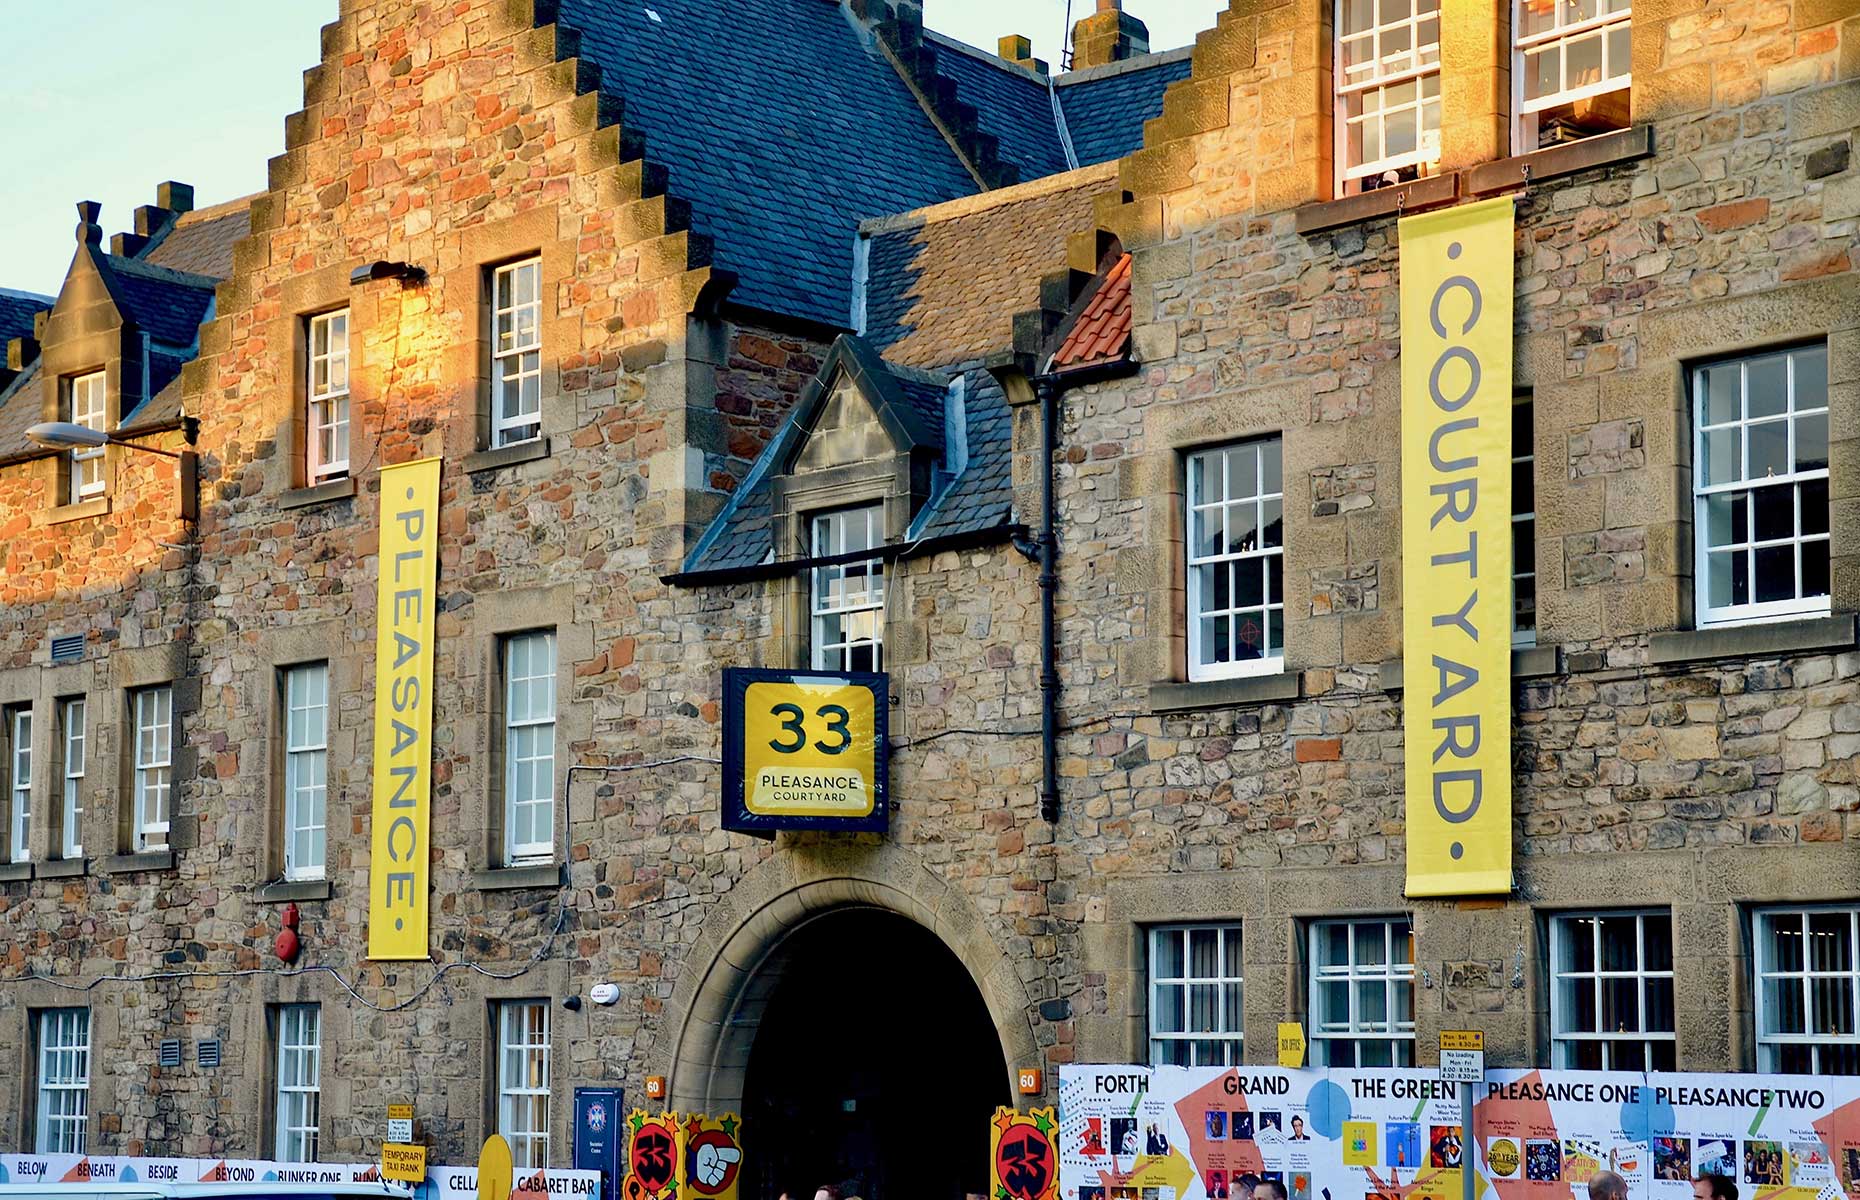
[0,0,1855,1168]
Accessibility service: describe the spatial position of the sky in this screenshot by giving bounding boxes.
[0,0,1227,297]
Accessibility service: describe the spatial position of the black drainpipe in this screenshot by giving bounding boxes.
[1036,374,1061,824]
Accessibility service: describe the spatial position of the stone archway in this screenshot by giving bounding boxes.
[661,843,1040,1115]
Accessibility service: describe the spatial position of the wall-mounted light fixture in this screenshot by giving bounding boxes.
[27,420,198,521]
[349,260,427,287]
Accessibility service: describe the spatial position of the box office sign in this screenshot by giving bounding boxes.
[1398,197,1516,898]
[721,668,888,834]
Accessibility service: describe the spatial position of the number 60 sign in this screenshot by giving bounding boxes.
[721,668,889,835]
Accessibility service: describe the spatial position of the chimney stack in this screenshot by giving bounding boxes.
[1070,0,1149,70]
[998,34,1048,75]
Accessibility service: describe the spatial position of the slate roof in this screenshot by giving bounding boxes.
[559,0,980,330]
[1055,49,1194,166]
[926,34,1071,180]
[101,256,217,348]
[863,166,1116,370]
[0,288,52,348]
[141,197,250,277]
[680,168,1119,579]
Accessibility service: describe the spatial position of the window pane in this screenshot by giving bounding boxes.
[1748,355,1789,419]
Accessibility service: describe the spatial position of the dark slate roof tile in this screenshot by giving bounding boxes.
[1055,49,1193,166]
[560,0,981,329]
[0,288,52,348]
[925,33,1070,180]
[100,256,217,348]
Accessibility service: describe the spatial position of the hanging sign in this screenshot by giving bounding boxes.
[367,456,443,959]
[1399,196,1516,898]
[721,668,888,834]
[1279,1023,1309,1068]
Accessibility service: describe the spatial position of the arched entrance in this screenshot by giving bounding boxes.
[662,852,1040,1200]
[741,909,1008,1198]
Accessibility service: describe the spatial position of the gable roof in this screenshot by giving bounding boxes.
[0,288,52,349]
[140,196,251,278]
[559,0,981,330]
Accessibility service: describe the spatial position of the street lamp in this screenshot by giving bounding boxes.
[26,421,198,521]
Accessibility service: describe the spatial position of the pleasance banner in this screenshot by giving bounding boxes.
[1398,197,1515,898]
[368,456,442,960]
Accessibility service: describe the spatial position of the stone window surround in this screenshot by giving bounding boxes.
[439,208,575,472]
[1082,844,1856,1072]
[0,656,146,876]
[253,620,358,902]
[4,982,119,1155]
[279,264,374,504]
[106,642,194,872]
[473,961,572,1166]
[44,362,119,524]
[461,583,594,886]
[1299,0,1660,218]
[235,974,347,1163]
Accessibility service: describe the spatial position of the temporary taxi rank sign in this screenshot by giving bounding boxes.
[722,668,888,835]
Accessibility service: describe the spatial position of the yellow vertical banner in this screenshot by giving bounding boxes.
[368,456,442,959]
[1399,197,1515,897]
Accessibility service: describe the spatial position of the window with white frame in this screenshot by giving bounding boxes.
[1310,917,1416,1066]
[1187,438,1284,681]
[35,1008,89,1153]
[811,506,885,673]
[503,632,556,866]
[497,1000,551,1169]
[68,371,107,503]
[275,1004,321,1162]
[1754,906,1860,1075]
[1514,0,1631,152]
[7,706,30,864]
[284,664,329,881]
[1335,0,1441,194]
[133,685,173,851]
[1549,911,1675,1070]
[60,699,84,860]
[306,310,350,483]
[1514,398,1537,645]
[1693,344,1829,627]
[1148,923,1244,1067]
[491,258,543,448]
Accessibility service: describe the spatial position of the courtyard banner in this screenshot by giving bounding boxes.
[368,456,442,960]
[1398,196,1516,897]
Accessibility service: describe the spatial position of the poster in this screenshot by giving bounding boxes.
[0,1156,598,1198]
[993,1107,1062,1200]
[1397,195,1516,898]
[1055,1067,1860,1200]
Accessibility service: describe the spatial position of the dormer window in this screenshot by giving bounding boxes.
[67,372,106,503]
[811,506,885,672]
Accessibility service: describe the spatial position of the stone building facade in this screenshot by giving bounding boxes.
[0,0,1856,1195]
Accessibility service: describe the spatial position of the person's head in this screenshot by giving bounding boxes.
[1257,1181,1290,1200]
[1694,1174,1738,1200]
[814,1188,843,1200]
[1292,1116,1305,1131]
[1589,1171,1629,1200]
[1237,1173,1264,1200]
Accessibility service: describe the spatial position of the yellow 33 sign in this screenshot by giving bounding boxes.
[724,669,888,833]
